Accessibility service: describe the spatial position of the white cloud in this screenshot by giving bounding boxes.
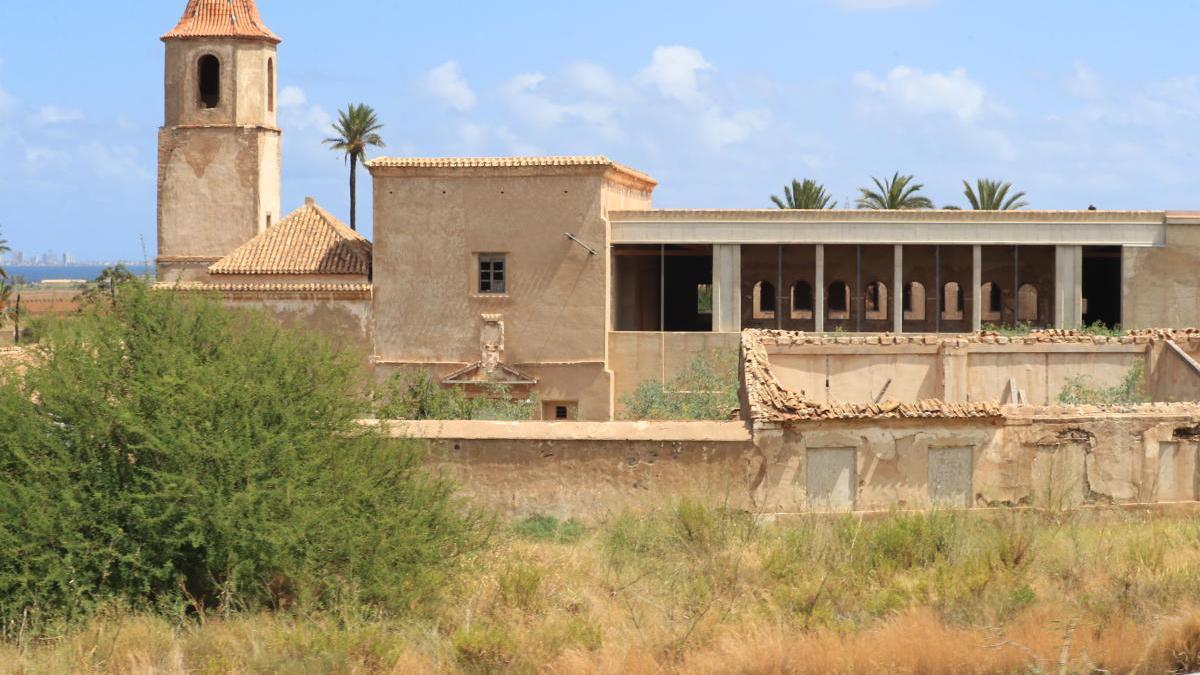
[636,46,713,105]
[564,62,624,100]
[423,61,477,112]
[32,105,83,125]
[277,85,332,132]
[854,66,990,121]
[501,73,618,133]
[831,0,935,10]
[698,108,771,147]
[457,121,487,146]
[1066,63,1103,100]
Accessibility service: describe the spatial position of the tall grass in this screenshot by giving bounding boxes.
[7,506,1200,673]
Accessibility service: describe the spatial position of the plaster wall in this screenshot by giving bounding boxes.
[751,412,1200,513]
[221,295,372,358]
[164,39,278,129]
[761,343,1179,405]
[607,332,740,414]
[1124,225,1200,329]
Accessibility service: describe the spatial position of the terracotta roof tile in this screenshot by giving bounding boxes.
[157,282,372,296]
[162,0,281,43]
[366,155,658,187]
[210,199,371,276]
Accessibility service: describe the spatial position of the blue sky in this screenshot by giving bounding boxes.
[3,0,1200,259]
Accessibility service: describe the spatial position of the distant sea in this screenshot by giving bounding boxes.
[3,265,154,284]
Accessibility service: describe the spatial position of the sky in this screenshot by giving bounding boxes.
[3,0,1200,260]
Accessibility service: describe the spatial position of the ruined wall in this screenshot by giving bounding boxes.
[759,335,1200,406]
[1124,224,1200,329]
[750,409,1200,512]
[383,421,754,517]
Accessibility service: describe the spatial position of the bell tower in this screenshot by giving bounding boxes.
[157,0,283,282]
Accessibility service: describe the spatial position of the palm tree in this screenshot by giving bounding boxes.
[962,179,1028,210]
[771,179,836,209]
[324,104,385,231]
[856,172,934,210]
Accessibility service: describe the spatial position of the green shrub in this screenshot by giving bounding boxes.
[373,370,536,420]
[512,515,586,544]
[0,280,488,632]
[1057,358,1149,405]
[620,349,738,421]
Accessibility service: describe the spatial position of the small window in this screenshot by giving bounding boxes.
[828,281,850,320]
[697,284,713,315]
[267,58,275,112]
[543,401,577,421]
[791,281,814,320]
[478,254,507,294]
[753,281,776,320]
[198,55,221,109]
[865,281,888,321]
[904,282,926,321]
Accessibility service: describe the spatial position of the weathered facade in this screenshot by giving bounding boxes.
[155,0,1200,422]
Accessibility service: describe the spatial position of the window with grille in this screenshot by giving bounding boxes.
[478,254,507,294]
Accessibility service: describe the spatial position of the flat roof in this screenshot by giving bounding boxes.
[608,209,1174,247]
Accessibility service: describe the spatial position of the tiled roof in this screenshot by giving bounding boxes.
[366,155,658,187]
[209,199,371,276]
[162,0,281,43]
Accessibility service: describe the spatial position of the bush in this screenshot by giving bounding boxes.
[0,280,488,632]
[512,515,586,544]
[620,349,738,420]
[373,370,536,420]
[1057,358,1150,405]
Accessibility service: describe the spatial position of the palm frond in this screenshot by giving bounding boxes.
[857,172,931,209]
[772,178,836,209]
[963,178,1028,210]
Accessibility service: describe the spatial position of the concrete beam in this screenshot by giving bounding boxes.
[972,245,983,332]
[712,244,741,333]
[1055,245,1083,329]
[611,216,1167,247]
[815,244,825,334]
[894,245,904,334]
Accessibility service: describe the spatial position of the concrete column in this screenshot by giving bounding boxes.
[1054,245,1083,329]
[712,244,742,333]
[815,244,826,334]
[972,245,983,332]
[893,245,904,334]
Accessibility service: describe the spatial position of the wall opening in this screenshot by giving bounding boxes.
[1018,283,1039,322]
[198,55,221,109]
[904,281,926,321]
[864,281,888,321]
[942,282,964,321]
[1083,246,1122,328]
[981,282,1003,322]
[791,281,814,320]
[828,281,850,320]
[753,281,777,320]
[267,58,275,112]
[612,244,713,332]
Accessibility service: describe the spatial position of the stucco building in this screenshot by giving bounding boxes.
[157,0,1200,421]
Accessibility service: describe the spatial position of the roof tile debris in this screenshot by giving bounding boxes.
[742,328,1200,425]
[741,330,1003,423]
[210,199,371,276]
[162,0,281,43]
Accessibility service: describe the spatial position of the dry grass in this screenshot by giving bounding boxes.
[6,506,1200,674]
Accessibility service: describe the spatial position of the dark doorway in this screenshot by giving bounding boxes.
[1082,246,1122,328]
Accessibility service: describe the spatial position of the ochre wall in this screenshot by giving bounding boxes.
[222,295,372,358]
[370,166,652,419]
[607,332,741,415]
[760,342,1180,405]
[752,411,1200,512]
[1124,224,1200,329]
[158,39,282,283]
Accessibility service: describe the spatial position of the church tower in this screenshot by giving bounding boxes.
[157,0,283,282]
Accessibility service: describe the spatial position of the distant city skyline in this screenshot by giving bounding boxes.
[5,1,1200,259]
